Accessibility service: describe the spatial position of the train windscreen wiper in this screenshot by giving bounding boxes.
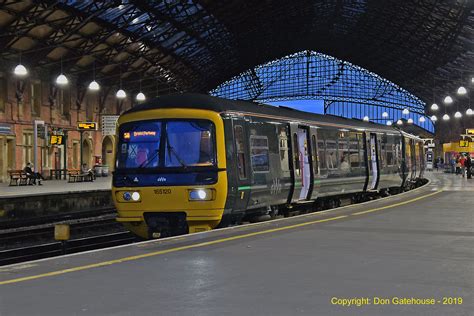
[138,149,160,168]
[165,133,187,168]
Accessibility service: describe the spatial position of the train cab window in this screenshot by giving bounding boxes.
[311,135,318,175]
[250,136,269,173]
[293,133,301,176]
[234,125,247,179]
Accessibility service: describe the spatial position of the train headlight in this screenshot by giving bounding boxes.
[131,192,141,201]
[189,189,214,201]
[120,191,141,202]
[123,192,132,201]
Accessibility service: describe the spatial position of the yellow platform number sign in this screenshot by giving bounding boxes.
[459,140,469,147]
[50,135,64,145]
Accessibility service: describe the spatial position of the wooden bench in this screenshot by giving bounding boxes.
[8,170,29,186]
[67,169,94,183]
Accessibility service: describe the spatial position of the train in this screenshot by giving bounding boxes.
[112,93,425,239]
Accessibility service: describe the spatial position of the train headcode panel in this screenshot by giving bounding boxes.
[77,122,98,131]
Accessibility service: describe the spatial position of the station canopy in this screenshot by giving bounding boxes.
[0,0,472,118]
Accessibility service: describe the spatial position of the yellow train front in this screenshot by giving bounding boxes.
[112,102,228,239]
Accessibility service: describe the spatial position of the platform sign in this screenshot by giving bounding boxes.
[459,140,469,147]
[466,129,474,135]
[77,122,98,131]
[101,115,119,136]
[50,135,64,145]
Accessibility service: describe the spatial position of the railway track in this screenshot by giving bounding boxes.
[0,231,138,266]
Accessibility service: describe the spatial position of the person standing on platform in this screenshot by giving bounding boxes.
[23,162,44,185]
[465,154,472,179]
[460,155,466,177]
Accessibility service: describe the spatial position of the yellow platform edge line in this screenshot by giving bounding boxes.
[351,189,443,216]
[0,189,442,286]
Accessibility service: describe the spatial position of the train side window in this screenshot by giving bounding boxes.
[317,138,327,176]
[349,132,360,169]
[293,133,301,176]
[234,125,247,179]
[326,140,337,170]
[311,135,318,175]
[250,136,269,173]
[278,128,290,172]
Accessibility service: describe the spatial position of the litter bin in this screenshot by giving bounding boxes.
[102,165,109,177]
[94,165,103,177]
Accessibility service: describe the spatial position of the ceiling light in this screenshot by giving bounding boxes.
[444,96,453,104]
[88,80,100,91]
[382,112,388,118]
[362,116,369,122]
[386,120,392,126]
[136,92,146,101]
[466,108,473,115]
[396,119,403,125]
[454,111,462,118]
[419,116,426,123]
[116,89,126,99]
[402,108,409,115]
[14,64,28,76]
[430,103,439,111]
[457,86,467,95]
[442,114,450,121]
[431,115,437,122]
[56,73,68,86]
[407,118,413,124]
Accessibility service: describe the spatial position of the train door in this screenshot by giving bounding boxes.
[232,118,251,211]
[289,123,306,202]
[309,127,319,200]
[297,127,311,200]
[366,132,379,190]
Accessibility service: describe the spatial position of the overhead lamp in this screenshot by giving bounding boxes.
[419,116,426,123]
[471,77,474,84]
[386,120,392,126]
[442,113,450,121]
[466,108,473,115]
[402,108,409,115]
[407,118,414,124]
[136,92,146,101]
[116,89,126,99]
[430,103,439,111]
[431,115,437,122]
[443,96,453,104]
[56,74,68,86]
[88,80,100,91]
[457,86,467,95]
[362,116,369,122]
[454,111,462,118]
[396,119,403,125]
[14,64,28,76]
[382,111,389,118]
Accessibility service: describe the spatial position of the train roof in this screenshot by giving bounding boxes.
[124,93,420,138]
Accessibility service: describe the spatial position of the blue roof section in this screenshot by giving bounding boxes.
[210,51,433,133]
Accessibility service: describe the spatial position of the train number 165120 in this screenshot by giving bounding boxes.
[154,188,172,194]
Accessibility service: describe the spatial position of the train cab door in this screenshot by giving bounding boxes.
[309,127,319,200]
[366,132,379,190]
[231,118,251,211]
[289,123,311,202]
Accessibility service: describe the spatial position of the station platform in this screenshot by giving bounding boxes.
[0,172,472,315]
[0,176,111,198]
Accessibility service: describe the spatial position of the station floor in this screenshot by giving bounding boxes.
[0,172,472,315]
[0,176,111,198]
